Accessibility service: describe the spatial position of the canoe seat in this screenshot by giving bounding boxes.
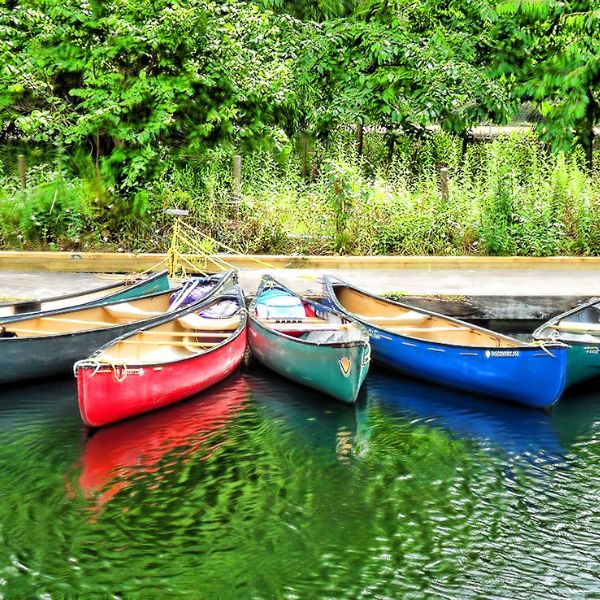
[386,325,470,333]
[104,303,163,320]
[267,322,350,332]
[178,313,240,331]
[302,330,358,343]
[550,321,600,333]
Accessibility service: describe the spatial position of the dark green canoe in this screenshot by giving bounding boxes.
[533,298,600,387]
[0,271,236,385]
[0,270,170,321]
[248,276,371,404]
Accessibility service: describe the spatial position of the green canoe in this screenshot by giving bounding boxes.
[0,271,236,385]
[533,298,600,387]
[248,276,371,404]
[0,270,170,321]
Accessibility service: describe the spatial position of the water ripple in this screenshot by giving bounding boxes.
[0,364,599,596]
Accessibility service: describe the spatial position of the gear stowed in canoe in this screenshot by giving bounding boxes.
[0,270,170,321]
[0,271,236,386]
[248,276,371,404]
[75,285,247,427]
[322,276,568,409]
[533,297,600,388]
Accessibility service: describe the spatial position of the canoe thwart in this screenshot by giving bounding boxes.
[356,311,430,325]
[119,339,221,347]
[384,325,471,333]
[258,321,351,332]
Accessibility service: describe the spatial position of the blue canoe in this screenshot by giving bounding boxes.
[322,276,568,409]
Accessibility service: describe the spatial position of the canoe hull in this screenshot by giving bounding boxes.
[564,343,600,387]
[532,299,600,388]
[364,326,567,408]
[77,329,247,427]
[248,321,370,404]
[0,317,173,385]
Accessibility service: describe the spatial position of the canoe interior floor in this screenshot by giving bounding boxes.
[335,286,520,348]
[1,293,174,338]
[94,307,243,365]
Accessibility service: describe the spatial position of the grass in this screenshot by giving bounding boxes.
[0,130,598,256]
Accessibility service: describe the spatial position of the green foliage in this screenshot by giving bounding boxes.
[323,159,367,253]
[295,0,516,138]
[495,0,600,169]
[1,132,598,256]
[0,0,297,189]
[0,167,95,249]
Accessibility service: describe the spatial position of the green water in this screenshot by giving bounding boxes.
[1,364,599,598]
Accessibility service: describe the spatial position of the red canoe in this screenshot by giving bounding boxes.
[74,286,248,427]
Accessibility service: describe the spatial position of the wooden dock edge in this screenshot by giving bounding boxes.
[1,251,600,273]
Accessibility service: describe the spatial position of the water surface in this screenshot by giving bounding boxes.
[1,363,599,597]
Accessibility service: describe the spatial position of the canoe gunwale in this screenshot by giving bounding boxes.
[0,271,236,342]
[532,296,600,341]
[0,269,169,311]
[75,284,247,372]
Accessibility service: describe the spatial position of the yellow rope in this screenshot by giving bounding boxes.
[88,358,130,382]
[167,213,282,276]
[93,256,169,282]
[177,219,280,269]
[167,217,181,278]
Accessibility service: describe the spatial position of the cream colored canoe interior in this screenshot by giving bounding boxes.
[334,286,521,348]
[0,281,135,318]
[96,309,242,364]
[0,292,176,338]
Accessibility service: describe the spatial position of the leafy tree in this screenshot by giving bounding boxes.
[295,0,515,150]
[257,0,357,21]
[496,0,600,172]
[0,0,295,189]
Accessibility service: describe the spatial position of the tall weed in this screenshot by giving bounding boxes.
[0,132,598,256]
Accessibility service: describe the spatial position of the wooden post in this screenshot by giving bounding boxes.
[17,154,27,190]
[439,166,449,202]
[301,134,311,178]
[233,155,242,199]
[460,129,470,163]
[386,132,395,164]
[356,123,364,159]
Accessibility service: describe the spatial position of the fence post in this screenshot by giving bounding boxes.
[17,154,27,190]
[300,134,311,178]
[439,166,449,202]
[233,154,242,200]
[356,123,364,159]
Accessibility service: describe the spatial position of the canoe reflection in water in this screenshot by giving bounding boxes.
[247,362,371,463]
[78,373,250,504]
[367,368,600,462]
